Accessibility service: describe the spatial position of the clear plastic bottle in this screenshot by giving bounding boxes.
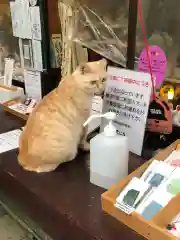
[84,112,129,189]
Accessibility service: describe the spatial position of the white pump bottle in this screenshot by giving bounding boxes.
[84,112,129,189]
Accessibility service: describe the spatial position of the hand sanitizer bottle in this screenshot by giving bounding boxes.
[84,112,129,189]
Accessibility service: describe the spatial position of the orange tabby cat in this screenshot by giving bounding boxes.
[18,59,107,173]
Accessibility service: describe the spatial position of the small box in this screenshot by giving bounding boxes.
[3,98,28,121]
[0,85,24,104]
[102,140,180,240]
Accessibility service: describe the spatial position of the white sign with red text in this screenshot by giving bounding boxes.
[101,67,152,155]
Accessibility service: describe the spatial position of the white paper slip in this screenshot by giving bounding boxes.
[23,44,31,60]
[165,151,180,164]
[136,187,173,215]
[116,177,150,213]
[115,203,134,215]
[30,6,42,40]
[24,70,42,100]
[32,40,43,71]
[140,160,159,182]
[20,0,32,39]
[0,130,22,154]
[10,0,32,39]
[88,96,103,134]
[9,1,20,37]
[4,58,14,86]
[141,161,175,187]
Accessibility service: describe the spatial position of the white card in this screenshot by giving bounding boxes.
[21,0,32,39]
[116,177,150,215]
[136,187,173,215]
[30,6,42,40]
[115,203,134,215]
[19,39,24,69]
[23,44,30,60]
[24,70,42,100]
[4,58,14,86]
[9,1,20,37]
[0,130,22,154]
[88,96,103,134]
[165,150,180,164]
[10,0,32,39]
[32,40,43,71]
[102,67,152,155]
[140,160,160,181]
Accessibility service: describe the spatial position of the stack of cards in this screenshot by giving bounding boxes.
[115,160,176,219]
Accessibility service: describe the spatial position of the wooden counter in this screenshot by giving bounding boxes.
[0,106,145,240]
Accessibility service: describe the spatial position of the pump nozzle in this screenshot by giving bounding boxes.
[83,112,116,127]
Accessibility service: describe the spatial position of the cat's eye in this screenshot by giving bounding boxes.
[102,78,106,82]
[91,80,97,85]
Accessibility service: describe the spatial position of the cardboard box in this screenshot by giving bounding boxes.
[102,140,180,240]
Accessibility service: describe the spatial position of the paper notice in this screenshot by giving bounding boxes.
[9,1,20,37]
[30,6,42,40]
[22,0,32,39]
[24,70,42,100]
[102,67,152,155]
[32,40,43,71]
[0,130,22,154]
[10,0,32,39]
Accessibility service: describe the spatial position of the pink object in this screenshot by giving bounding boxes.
[138,46,167,89]
[171,160,180,167]
[176,105,180,112]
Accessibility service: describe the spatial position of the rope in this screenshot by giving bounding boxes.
[137,0,156,99]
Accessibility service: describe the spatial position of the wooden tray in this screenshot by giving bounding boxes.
[102,140,180,240]
[3,98,28,121]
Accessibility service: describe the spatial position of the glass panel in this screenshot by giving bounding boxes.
[0,0,23,82]
[136,0,180,81]
[71,0,129,67]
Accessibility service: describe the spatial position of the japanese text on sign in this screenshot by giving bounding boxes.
[101,67,152,155]
[108,75,150,87]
